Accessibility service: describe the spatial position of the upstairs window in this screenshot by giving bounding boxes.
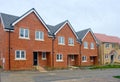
[58,36,65,45]
[105,43,110,48]
[68,38,74,46]
[84,41,88,49]
[90,42,94,49]
[19,28,29,39]
[35,31,44,41]
[112,43,115,48]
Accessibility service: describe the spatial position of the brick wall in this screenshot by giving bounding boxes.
[81,32,98,66]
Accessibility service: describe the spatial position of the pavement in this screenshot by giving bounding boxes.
[0,69,120,82]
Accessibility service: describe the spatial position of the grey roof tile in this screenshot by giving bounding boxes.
[0,13,19,29]
[76,28,90,41]
[47,20,67,35]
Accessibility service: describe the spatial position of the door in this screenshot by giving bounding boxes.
[33,52,38,65]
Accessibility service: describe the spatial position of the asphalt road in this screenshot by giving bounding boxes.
[1,69,120,82]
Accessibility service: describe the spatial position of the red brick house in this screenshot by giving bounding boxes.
[77,28,99,66]
[0,8,53,70]
[0,8,98,70]
[47,20,80,68]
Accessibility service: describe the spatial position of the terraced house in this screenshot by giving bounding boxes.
[0,8,99,70]
[77,28,99,66]
[95,33,120,65]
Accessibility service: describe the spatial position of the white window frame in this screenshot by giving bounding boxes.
[84,41,88,49]
[105,43,109,48]
[35,31,44,41]
[68,38,74,46]
[58,36,65,45]
[19,28,29,39]
[56,54,63,62]
[15,50,26,60]
[42,52,46,60]
[90,42,94,49]
[82,56,87,62]
[105,54,109,59]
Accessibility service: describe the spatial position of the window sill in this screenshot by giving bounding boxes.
[84,47,88,49]
[42,58,46,60]
[56,60,63,62]
[35,39,44,41]
[68,44,74,46]
[19,37,30,40]
[82,61,87,62]
[15,59,26,60]
[90,48,95,49]
[71,59,75,61]
[58,43,65,45]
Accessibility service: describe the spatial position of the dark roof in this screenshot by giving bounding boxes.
[0,13,19,29]
[76,28,90,41]
[47,20,67,35]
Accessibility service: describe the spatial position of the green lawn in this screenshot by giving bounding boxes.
[90,64,120,69]
[113,76,120,79]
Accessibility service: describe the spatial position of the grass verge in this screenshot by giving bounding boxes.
[113,76,120,79]
[90,64,120,69]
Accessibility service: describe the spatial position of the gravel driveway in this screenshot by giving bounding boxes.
[0,69,120,82]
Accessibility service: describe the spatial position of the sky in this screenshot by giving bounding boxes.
[0,0,120,37]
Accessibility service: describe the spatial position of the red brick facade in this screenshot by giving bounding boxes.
[53,23,80,68]
[80,32,98,66]
[0,9,98,70]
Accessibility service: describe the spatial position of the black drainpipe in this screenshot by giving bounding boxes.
[6,28,13,70]
[8,29,11,70]
[52,34,55,67]
[80,40,82,66]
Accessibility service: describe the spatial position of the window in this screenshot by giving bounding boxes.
[82,56,87,62]
[112,43,115,48]
[15,50,26,60]
[90,42,94,49]
[84,42,88,49]
[105,54,109,59]
[118,55,120,60]
[68,38,74,46]
[105,43,109,48]
[71,55,74,61]
[58,36,65,45]
[19,28,29,39]
[56,54,63,61]
[35,31,44,41]
[42,52,46,60]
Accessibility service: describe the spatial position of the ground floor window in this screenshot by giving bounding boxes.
[105,54,109,59]
[82,56,87,62]
[56,54,63,61]
[42,52,46,60]
[118,55,120,60]
[15,50,26,60]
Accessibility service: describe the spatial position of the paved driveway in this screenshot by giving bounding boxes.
[1,69,120,82]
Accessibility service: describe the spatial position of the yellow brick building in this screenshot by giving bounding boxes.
[95,33,120,65]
